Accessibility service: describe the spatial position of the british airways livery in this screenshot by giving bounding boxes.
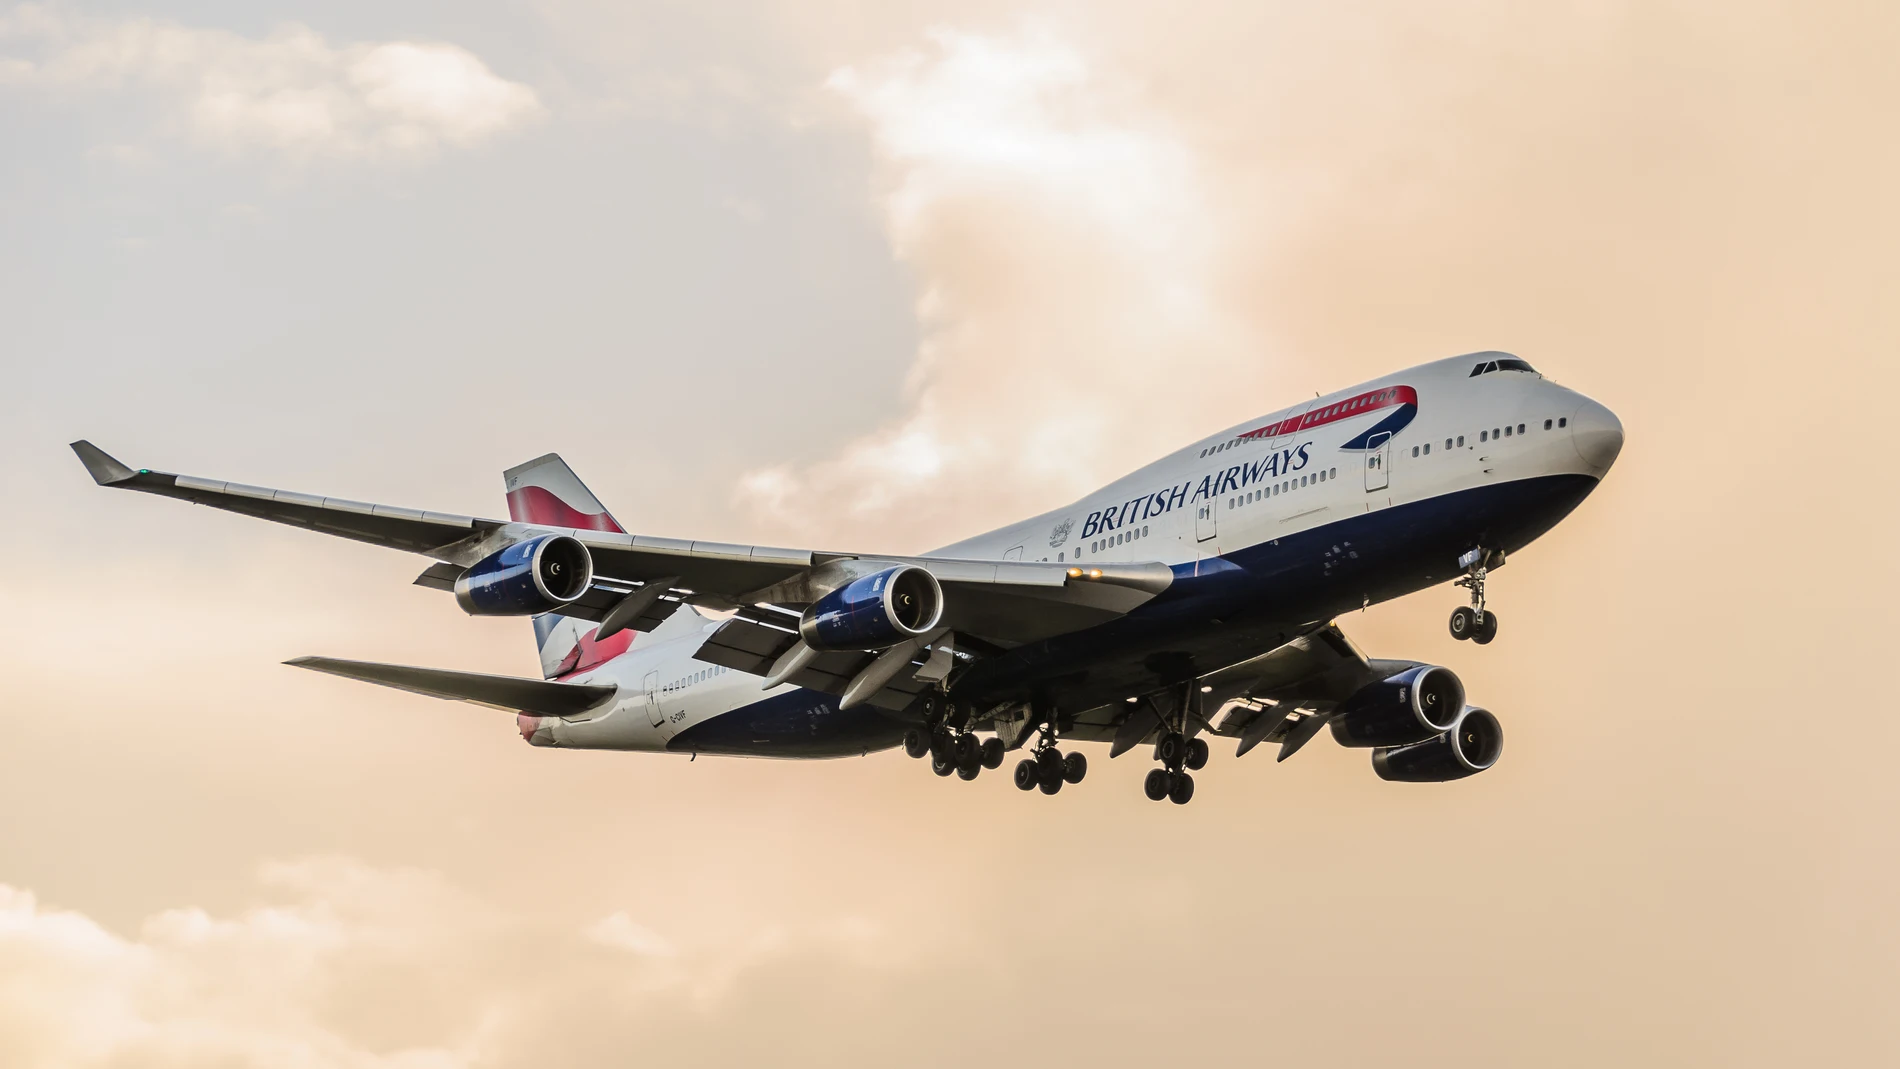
[75,351,1622,805]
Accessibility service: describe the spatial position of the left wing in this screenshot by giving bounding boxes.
[73,441,1170,654]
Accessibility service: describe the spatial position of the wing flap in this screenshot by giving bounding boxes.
[287,656,617,716]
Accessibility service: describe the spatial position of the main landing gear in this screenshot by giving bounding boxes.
[1013,722,1086,796]
[903,707,1003,782]
[1450,548,1504,645]
[1142,683,1210,805]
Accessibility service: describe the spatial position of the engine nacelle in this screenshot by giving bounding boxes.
[453,534,594,616]
[1372,706,1503,782]
[1328,665,1465,748]
[798,565,944,651]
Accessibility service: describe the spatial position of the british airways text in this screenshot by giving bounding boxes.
[1081,443,1313,538]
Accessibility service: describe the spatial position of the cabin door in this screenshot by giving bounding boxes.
[1364,432,1392,492]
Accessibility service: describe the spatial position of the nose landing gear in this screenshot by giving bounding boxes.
[1450,548,1504,645]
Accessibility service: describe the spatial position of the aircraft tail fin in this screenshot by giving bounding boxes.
[504,454,636,678]
[503,453,625,533]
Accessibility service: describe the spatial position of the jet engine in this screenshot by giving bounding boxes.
[1372,706,1503,782]
[453,534,594,616]
[799,565,944,651]
[1328,665,1465,748]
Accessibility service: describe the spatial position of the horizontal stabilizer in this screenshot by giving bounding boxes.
[286,656,616,716]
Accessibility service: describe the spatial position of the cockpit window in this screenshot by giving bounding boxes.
[1470,357,1538,376]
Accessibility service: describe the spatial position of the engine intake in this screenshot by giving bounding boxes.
[799,565,944,651]
[453,534,594,616]
[1372,706,1503,782]
[1329,665,1465,748]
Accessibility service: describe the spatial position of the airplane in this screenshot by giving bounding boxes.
[72,350,1622,805]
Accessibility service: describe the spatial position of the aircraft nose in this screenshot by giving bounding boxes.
[1569,397,1624,474]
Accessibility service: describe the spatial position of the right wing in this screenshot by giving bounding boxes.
[73,441,1171,653]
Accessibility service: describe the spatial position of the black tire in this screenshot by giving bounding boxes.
[1168,771,1195,805]
[1155,732,1184,767]
[1185,737,1209,771]
[1037,748,1064,777]
[954,733,980,766]
[931,756,955,777]
[1449,606,1476,640]
[903,727,930,759]
[929,727,953,761]
[1038,766,1064,795]
[980,737,1006,770]
[1062,750,1088,784]
[956,761,981,781]
[1473,610,1499,645]
[1013,759,1039,791]
[1144,768,1172,801]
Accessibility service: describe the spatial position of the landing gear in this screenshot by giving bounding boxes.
[911,703,1000,781]
[1012,721,1083,796]
[1143,682,1209,804]
[1451,547,1504,644]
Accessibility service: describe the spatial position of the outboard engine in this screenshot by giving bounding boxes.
[1329,665,1465,748]
[453,534,594,616]
[1372,706,1503,782]
[799,565,944,651]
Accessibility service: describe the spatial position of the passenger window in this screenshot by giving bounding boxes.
[1559,417,1567,428]
[1143,526,1149,536]
[1517,424,1526,434]
[1411,446,1419,457]
[1330,468,1337,478]
[1457,436,1465,447]
[1544,419,1552,430]
[1504,426,1512,437]
[1423,443,1431,455]
[1480,430,1488,442]
[1493,428,1501,439]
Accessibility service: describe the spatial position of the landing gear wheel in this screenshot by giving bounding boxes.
[1167,771,1195,805]
[929,727,953,761]
[1472,610,1499,645]
[931,756,955,777]
[955,760,981,781]
[954,733,980,767]
[903,728,931,759]
[980,737,1005,770]
[1013,759,1039,791]
[1155,732,1185,768]
[1184,737,1209,771]
[1144,768,1172,801]
[1062,750,1088,784]
[1449,606,1476,641]
[1038,765,1064,795]
[1037,748,1064,779]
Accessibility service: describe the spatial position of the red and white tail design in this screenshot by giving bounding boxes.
[506,454,630,678]
[503,453,626,533]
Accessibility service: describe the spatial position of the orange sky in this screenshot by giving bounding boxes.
[1,2,1895,1065]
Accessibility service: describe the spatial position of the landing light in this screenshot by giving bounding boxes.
[1067,567,1082,578]
[1088,569,1102,579]
[1200,685,1213,693]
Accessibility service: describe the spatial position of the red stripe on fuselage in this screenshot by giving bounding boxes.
[1239,385,1418,440]
[506,485,626,532]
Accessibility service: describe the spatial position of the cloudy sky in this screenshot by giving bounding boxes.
[2,1,1896,1065]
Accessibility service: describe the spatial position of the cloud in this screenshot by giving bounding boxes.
[0,858,945,1068]
[733,23,1277,549]
[0,4,541,160]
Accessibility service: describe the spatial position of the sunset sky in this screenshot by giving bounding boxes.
[2,1,1896,1065]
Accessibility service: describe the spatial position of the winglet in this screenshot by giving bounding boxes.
[70,440,138,485]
